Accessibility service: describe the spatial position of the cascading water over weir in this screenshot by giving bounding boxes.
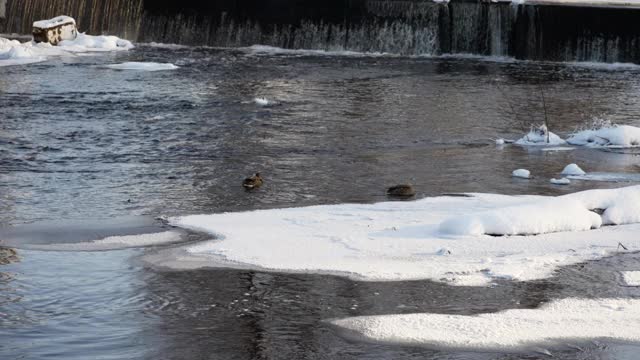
[2,0,640,63]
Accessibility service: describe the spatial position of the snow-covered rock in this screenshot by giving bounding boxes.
[0,33,133,67]
[561,163,586,176]
[515,124,566,146]
[331,298,640,351]
[495,138,505,145]
[512,169,531,179]
[550,178,571,185]
[32,16,77,45]
[567,124,640,148]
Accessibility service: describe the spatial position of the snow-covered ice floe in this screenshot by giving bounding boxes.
[331,298,640,351]
[567,172,640,183]
[567,124,640,148]
[0,33,133,67]
[515,124,566,146]
[253,97,272,106]
[30,231,183,251]
[104,62,179,71]
[622,271,640,286]
[157,186,640,286]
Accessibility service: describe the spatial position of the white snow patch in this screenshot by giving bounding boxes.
[438,198,600,236]
[160,186,640,286]
[550,178,571,185]
[33,15,75,29]
[515,125,566,146]
[567,124,640,148]
[495,138,505,145]
[512,169,531,179]
[253,97,272,106]
[0,33,133,67]
[622,271,640,286]
[331,298,640,350]
[104,62,179,71]
[31,231,182,251]
[562,163,586,176]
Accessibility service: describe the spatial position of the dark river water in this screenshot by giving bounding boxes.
[1,44,640,359]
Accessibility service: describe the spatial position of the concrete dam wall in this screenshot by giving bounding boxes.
[2,0,640,63]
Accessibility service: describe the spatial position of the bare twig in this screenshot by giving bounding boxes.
[539,86,550,143]
[618,242,628,251]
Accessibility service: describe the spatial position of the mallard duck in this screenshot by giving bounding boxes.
[386,184,415,197]
[243,173,263,189]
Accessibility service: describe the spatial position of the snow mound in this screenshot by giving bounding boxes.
[104,62,179,71]
[561,163,586,176]
[567,124,640,148]
[31,231,182,251]
[158,186,640,286]
[0,33,133,67]
[550,178,571,185]
[512,169,530,179]
[331,298,640,350]
[515,125,566,146]
[622,271,640,286]
[439,198,600,236]
[495,138,505,145]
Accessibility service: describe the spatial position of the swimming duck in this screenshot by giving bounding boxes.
[386,184,415,197]
[243,173,263,189]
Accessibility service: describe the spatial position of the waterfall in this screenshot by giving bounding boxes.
[3,0,640,63]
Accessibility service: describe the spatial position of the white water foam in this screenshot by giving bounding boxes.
[104,62,179,71]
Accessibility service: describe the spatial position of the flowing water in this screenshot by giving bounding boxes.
[1,45,640,358]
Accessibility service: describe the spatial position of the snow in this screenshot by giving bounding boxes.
[331,298,640,351]
[33,15,75,29]
[567,124,640,148]
[157,186,640,286]
[512,169,530,179]
[0,33,133,67]
[495,138,505,145]
[31,231,182,251]
[515,125,566,146]
[550,178,571,185]
[622,271,640,286]
[562,163,586,176]
[438,198,600,236]
[253,97,272,106]
[104,62,179,71]
[567,172,640,183]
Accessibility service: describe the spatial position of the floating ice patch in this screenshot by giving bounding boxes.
[158,186,640,286]
[562,163,586,176]
[31,231,183,251]
[104,62,179,71]
[622,271,640,286]
[331,298,640,351]
[495,138,505,145]
[512,169,530,179]
[567,172,640,183]
[515,125,566,146]
[550,178,571,185]
[567,124,640,148]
